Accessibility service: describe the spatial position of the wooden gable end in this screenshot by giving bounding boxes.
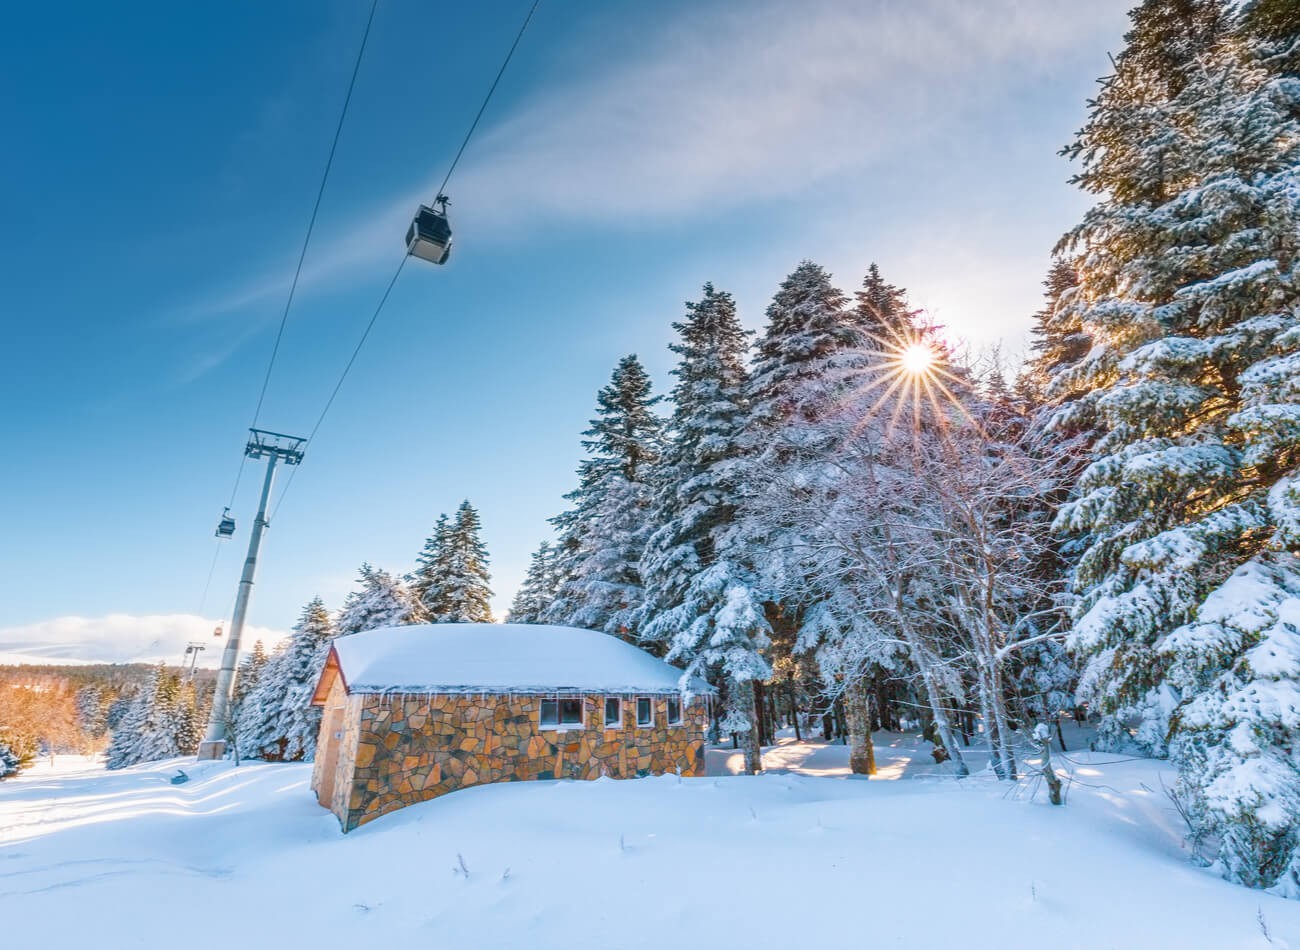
[310,646,348,707]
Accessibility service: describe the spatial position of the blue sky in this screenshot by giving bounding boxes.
[0,0,1132,663]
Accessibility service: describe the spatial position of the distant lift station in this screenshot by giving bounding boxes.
[406,195,452,264]
[198,428,306,760]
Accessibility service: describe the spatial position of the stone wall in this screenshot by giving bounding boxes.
[334,692,708,831]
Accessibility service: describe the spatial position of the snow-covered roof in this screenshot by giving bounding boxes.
[322,623,703,697]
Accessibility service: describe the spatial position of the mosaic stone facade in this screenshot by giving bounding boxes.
[311,684,708,832]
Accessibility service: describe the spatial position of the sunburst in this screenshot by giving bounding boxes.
[899,343,936,376]
[831,314,976,445]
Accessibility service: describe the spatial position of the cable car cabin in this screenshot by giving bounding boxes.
[215,509,235,539]
[406,204,452,265]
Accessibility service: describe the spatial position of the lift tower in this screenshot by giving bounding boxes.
[198,429,305,760]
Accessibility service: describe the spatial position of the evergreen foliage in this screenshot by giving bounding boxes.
[1024,259,1086,402]
[0,737,22,779]
[74,685,109,741]
[105,666,203,769]
[854,262,919,347]
[638,285,770,770]
[1051,0,1300,890]
[507,541,562,623]
[236,597,335,762]
[737,261,862,680]
[410,513,453,620]
[411,505,493,623]
[545,355,662,637]
[337,562,418,635]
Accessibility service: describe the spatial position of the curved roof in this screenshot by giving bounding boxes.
[326,623,698,696]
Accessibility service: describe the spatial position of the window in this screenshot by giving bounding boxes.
[540,697,583,729]
[604,697,622,728]
[666,696,682,726]
[636,696,653,728]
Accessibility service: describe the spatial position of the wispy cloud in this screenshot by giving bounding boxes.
[0,614,288,666]
[177,0,1127,345]
[452,0,1127,229]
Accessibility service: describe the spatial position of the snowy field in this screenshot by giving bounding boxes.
[4,735,1299,950]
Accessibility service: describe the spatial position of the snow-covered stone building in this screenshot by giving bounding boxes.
[310,623,710,831]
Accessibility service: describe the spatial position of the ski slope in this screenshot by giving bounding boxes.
[2,736,1297,949]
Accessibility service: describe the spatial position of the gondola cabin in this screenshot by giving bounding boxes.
[406,201,452,264]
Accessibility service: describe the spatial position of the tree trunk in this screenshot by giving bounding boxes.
[788,681,802,741]
[871,675,892,731]
[1036,724,1063,806]
[844,678,878,776]
[735,680,763,774]
[918,666,969,777]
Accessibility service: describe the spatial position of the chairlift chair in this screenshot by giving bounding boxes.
[215,508,235,539]
[406,195,452,265]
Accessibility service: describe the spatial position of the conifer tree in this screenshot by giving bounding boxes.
[1023,259,1086,402]
[74,685,108,741]
[437,501,495,623]
[234,640,269,708]
[410,513,452,620]
[0,737,21,779]
[546,355,662,637]
[1054,0,1300,890]
[639,283,770,772]
[508,540,561,623]
[410,506,493,623]
[734,262,863,756]
[337,562,418,634]
[106,679,151,770]
[238,597,336,761]
[854,262,918,348]
[105,666,202,768]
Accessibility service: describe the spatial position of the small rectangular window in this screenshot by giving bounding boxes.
[636,696,653,728]
[666,696,682,725]
[604,697,622,727]
[540,697,583,729]
[559,697,583,726]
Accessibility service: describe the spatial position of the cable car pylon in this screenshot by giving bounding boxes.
[198,429,305,760]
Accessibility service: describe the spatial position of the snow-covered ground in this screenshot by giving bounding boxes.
[3,734,1297,949]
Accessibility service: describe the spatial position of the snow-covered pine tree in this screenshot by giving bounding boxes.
[104,666,198,767]
[1009,264,1091,735]
[105,679,151,769]
[545,355,662,638]
[854,262,920,349]
[1054,0,1300,890]
[159,678,203,757]
[337,562,418,635]
[507,540,561,623]
[638,284,770,773]
[238,597,336,761]
[74,685,108,741]
[735,261,868,761]
[410,513,452,621]
[234,640,268,707]
[1023,259,1086,401]
[437,501,494,623]
[0,736,22,779]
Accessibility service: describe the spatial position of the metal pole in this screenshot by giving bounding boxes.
[198,454,279,759]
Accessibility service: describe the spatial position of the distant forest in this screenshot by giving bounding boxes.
[0,663,214,773]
